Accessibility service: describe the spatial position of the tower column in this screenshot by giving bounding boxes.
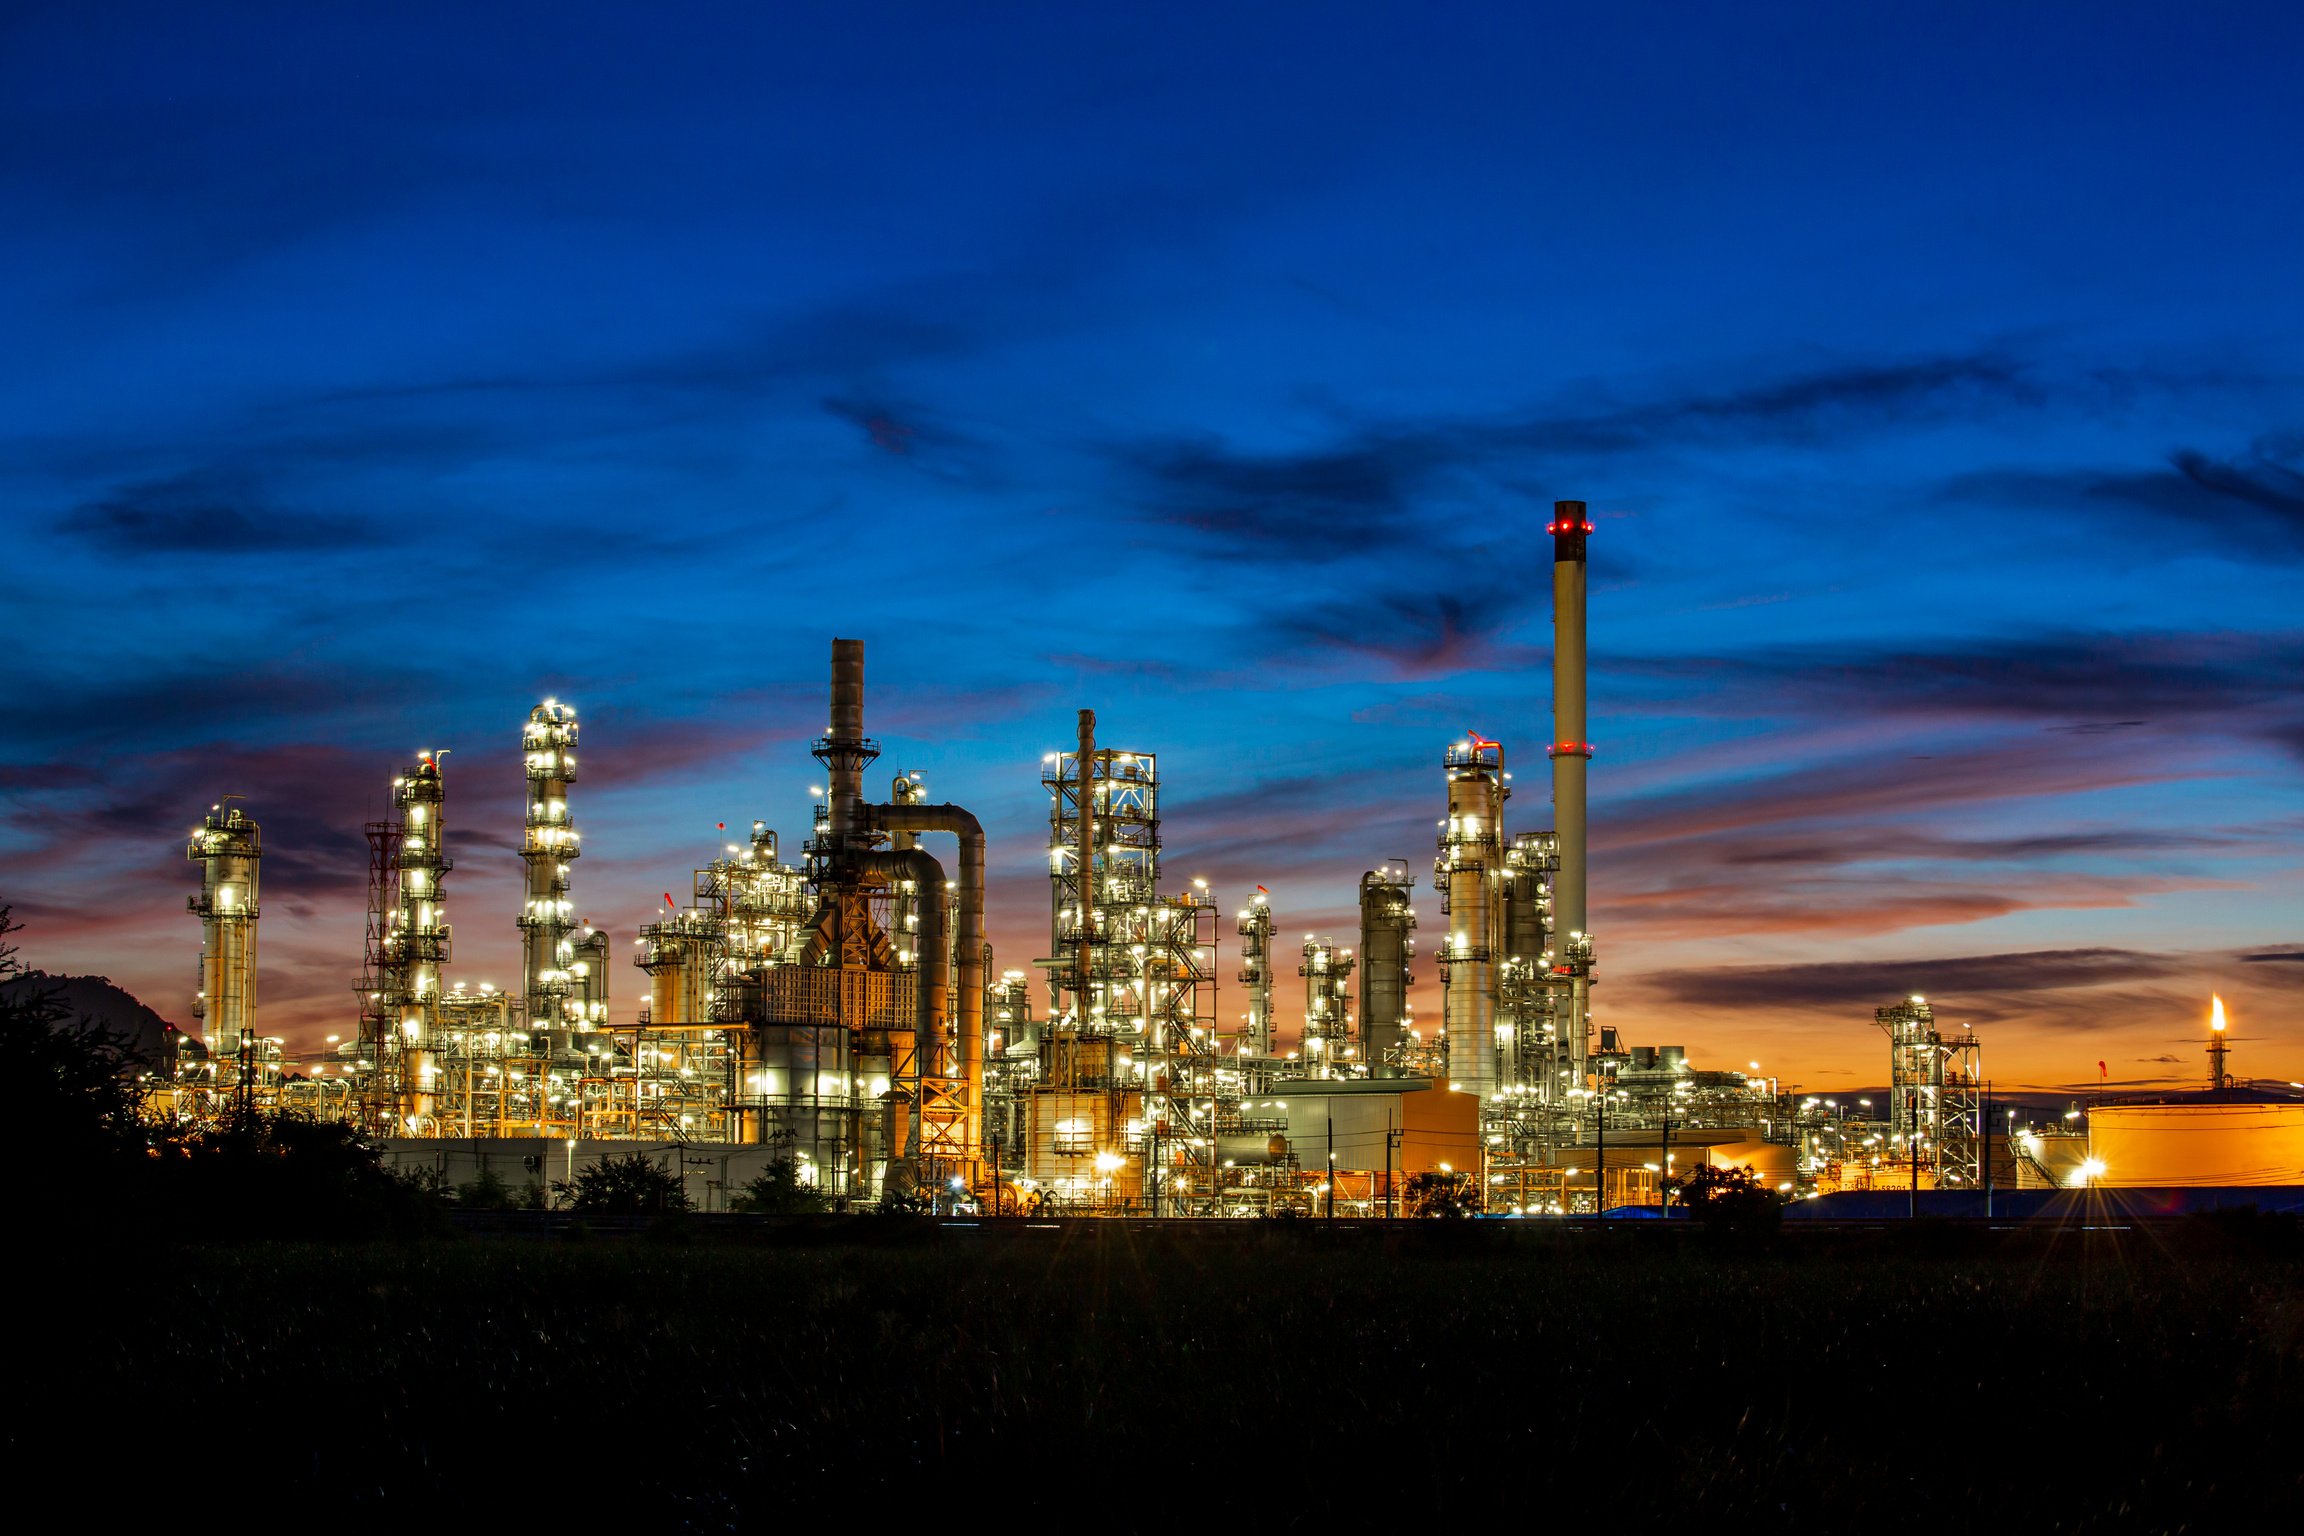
[520,701,582,1036]
[187,805,262,1059]
[1548,500,1596,1085]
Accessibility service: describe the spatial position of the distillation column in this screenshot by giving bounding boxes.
[519,701,583,1034]
[187,804,261,1058]
[1357,867,1416,1072]
[569,924,610,1029]
[1437,736,1505,1100]
[1299,937,1355,1077]
[1548,500,1596,1084]
[1501,831,1559,1096]
[1237,888,1275,1057]
[391,756,453,1124]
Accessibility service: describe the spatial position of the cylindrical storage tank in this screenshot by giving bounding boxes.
[1358,870,1415,1068]
[2090,1101,2304,1186]
[748,1022,853,1102]
[1214,1132,1281,1166]
[649,960,686,1027]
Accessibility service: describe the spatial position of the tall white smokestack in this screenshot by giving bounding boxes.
[1549,500,1591,941]
[1548,499,1596,1077]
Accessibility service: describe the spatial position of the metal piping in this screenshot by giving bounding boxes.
[865,802,987,1170]
[850,845,948,1157]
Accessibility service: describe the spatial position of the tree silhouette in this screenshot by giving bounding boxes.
[554,1152,692,1214]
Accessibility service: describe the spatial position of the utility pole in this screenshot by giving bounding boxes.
[1385,1123,1402,1219]
[1594,1086,1606,1219]
[1982,1083,1992,1219]
[1659,1092,1673,1210]
[1325,1114,1335,1223]
[1908,1086,1919,1219]
[235,1032,257,1123]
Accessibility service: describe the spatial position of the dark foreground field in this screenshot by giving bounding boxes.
[30,1220,2304,1529]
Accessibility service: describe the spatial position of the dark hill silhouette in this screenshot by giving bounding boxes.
[0,972,182,1063]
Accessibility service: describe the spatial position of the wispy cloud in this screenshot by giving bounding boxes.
[1605,631,2304,728]
[1641,946,2182,1009]
[1270,583,1545,678]
[1944,435,2304,559]
[56,471,384,553]
[1118,351,2039,556]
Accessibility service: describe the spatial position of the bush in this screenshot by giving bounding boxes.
[147,1110,451,1240]
[874,1187,934,1217]
[731,1157,830,1215]
[554,1152,693,1215]
[6,907,452,1239]
[1403,1170,1481,1219]
[1675,1164,1781,1229]
[1,908,150,1188]
[453,1167,544,1210]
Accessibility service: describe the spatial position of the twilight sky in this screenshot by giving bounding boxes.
[5,2,2302,1093]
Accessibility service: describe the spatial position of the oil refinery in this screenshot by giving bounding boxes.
[165,502,2304,1212]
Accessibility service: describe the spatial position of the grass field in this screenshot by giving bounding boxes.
[34,1221,2304,1528]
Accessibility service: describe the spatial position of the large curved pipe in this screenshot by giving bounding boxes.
[849,846,947,1160]
[865,802,986,1173]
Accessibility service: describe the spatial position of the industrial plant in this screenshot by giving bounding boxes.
[163,502,2304,1211]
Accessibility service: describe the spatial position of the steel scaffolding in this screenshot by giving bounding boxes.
[1875,996,1983,1189]
[1023,745,1217,1213]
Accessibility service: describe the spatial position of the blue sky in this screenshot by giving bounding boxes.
[5,2,2302,1088]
